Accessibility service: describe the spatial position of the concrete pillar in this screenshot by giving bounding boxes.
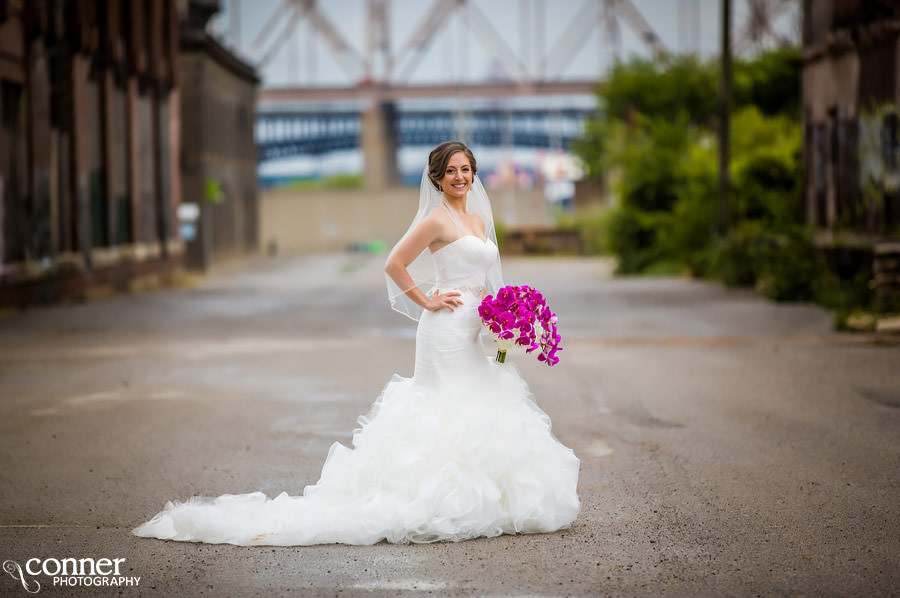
[151,84,166,257]
[361,101,399,189]
[70,53,91,267]
[26,37,52,261]
[100,67,117,246]
[126,76,140,246]
[169,87,181,241]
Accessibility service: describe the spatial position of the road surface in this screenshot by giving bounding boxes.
[0,253,897,596]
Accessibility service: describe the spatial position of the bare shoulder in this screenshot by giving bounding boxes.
[425,208,458,240]
[408,207,455,245]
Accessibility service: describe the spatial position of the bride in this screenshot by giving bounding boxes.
[133,141,581,546]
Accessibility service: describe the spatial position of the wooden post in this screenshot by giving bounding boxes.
[717,0,732,235]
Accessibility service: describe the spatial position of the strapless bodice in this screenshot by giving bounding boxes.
[430,235,498,290]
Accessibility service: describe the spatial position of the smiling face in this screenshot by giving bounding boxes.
[439,152,473,200]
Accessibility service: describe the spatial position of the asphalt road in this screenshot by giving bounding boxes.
[0,253,897,597]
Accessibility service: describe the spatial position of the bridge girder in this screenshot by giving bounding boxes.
[255,107,596,162]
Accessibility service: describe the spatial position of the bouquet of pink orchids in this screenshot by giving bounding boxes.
[477,285,562,366]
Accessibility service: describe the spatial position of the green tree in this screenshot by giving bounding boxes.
[733,47,802,117]
[600,55,718,125]
[573,49,806,282]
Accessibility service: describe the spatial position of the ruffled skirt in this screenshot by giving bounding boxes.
[132,358,581,546]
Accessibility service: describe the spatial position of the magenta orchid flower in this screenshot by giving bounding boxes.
[478,285,563,367]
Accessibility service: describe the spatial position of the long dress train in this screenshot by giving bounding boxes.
[132,236,581,545]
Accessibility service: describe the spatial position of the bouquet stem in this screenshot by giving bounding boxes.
[496,350,507,363]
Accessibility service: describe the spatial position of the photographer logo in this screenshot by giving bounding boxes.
[4,557,140,593]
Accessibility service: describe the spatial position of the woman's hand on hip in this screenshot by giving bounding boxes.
[426,290,463,312]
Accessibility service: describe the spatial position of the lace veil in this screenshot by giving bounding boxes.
[385,166,503,321]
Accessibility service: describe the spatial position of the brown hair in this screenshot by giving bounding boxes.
[427,141,477,191]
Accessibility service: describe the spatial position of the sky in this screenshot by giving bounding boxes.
[224,0,799,180]
[208,0,799,89]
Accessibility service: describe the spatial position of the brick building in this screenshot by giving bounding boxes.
[0,0,182,307]
[179,0,259,270]
[803,0,900,307]
[0,0,259,307]
[803,0,900,236]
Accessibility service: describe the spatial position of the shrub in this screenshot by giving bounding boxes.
[705,222,769,287]
[659,133,719,275]
[570,48,879,321]
[604,207,672,274]
[754,230,819,302]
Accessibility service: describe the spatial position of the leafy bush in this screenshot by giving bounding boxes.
[568,48,876,319]
[705,221,770,287]
[814,247,875,314]
[729,106,804,228]
[733,154,798,223]
[584,104,803,277]
[754,231,819,302]
[704,224,819,302]
[601,55,718,125]
[733,47,801,117]
[616,115,689,213]
[659,132,718,275]
[604,207,672,274]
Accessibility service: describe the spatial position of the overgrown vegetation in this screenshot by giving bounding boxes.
[571,48,878,322]
[285,173,364,190]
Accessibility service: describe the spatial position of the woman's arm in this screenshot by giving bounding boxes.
[384,214,463,312]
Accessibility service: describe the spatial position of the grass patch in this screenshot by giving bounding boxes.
[285,174,364,191]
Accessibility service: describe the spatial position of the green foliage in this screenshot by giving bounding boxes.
[659,131,718,275]
[592,105,804,278]
[569,47,870,319]
[754,231,819,302]
[605,207,673,274]
[600,55,718,125]
[571,111,611,180]
[817,268,877,330]
[617,114,690,212]
[286,174,364,190]
[575,49,801,183]
[729,107,804,228]
[320,173,365,189]
[597,48,799,128]
[705,221,767,287]
[204,178,224,204]
[704,224,819,302]
[733,47,802,117]
[494,218,506,250]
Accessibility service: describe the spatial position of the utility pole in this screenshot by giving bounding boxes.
[718,0,732,235]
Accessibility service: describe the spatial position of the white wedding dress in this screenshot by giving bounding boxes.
[133,236,581,545]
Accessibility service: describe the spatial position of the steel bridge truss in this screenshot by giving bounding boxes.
[244,0,667,90]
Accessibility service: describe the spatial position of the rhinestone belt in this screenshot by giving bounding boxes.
[445,285,485,296]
